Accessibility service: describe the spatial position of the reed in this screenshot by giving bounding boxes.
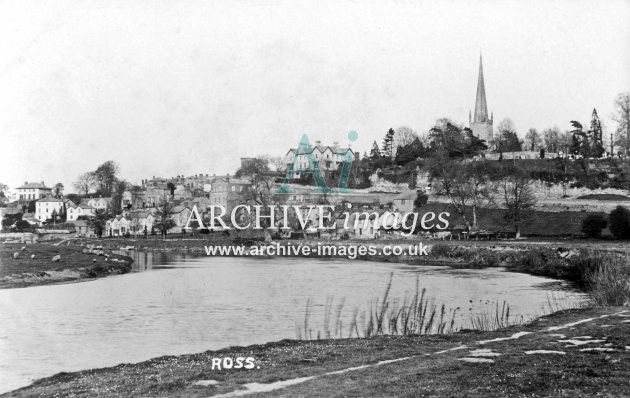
[467,301,520,331]
[297,272,589,341]
[586,254,630,306]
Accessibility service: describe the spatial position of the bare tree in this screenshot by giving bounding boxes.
[267,156,287,173]
[542,127,561,152]
[428,153,496,230]
[524,128,542,152]
[612,92,630,155]
[501,171,537,238]
[93,161,119,196]
[558,130,573,155]
[73,172,96,196]
[492,118,522,152]
[496,118,516,133]
[235,157,287,239]
[393,126,418,157]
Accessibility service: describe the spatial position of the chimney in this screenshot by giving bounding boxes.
[315,140,321,146]
[24,181,28,185]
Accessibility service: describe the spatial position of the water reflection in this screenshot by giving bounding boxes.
[0,253,584,394]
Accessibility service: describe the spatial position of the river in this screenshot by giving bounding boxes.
[0,252,585,393]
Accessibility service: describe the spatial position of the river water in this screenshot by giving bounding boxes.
[0,252,584,393]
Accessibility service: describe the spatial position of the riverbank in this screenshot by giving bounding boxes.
[5,306,629,397]
[0,243,133,289]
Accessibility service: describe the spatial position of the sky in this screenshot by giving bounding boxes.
[1,0,629,193]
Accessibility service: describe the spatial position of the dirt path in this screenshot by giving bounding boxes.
[208,309,630,397]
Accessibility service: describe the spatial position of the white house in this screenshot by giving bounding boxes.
[392,190,420,213]
[128,210,155,235]
[66,203,96,221]
[35,197,65,222]
[105,215,131,237]
[84,197,113,212]
[283,141,357,178]
[16,181,52,201]
[341,211,382,239]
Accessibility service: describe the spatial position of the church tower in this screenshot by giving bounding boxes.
[469,54,493,143]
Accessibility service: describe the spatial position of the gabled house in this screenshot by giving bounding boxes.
[85,197,113,211]
[128,210,155,235]
[66,203,95,221]
[283,140,357,178]
[105,215,130,237]
[171,205,192,231]
[72,220,94,237]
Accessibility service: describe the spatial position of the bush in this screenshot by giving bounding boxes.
[581,214,607,238]
[609,206,630,239]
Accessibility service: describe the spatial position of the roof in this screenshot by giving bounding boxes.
[285,146,356,156]
[37,197,64,203]
[16,182,51,190]
[129,211,153,219]
[172,205,191,213]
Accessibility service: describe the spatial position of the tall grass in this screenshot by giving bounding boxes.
[297,273,546,340]
[467,301,518,331]
[542,291,588,314]
[586,254,630,306]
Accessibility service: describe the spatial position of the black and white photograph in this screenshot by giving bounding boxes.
[1,0,629,396]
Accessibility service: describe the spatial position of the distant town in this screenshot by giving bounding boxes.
[2,60,630,242]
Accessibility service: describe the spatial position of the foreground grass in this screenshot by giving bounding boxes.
[5,306,629,397]
[0,243,132,289]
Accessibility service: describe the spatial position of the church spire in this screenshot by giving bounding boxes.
[473,54,489,123]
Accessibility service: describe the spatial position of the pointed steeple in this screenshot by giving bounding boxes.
[473,54,489,123]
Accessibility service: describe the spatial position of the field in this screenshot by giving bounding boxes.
[420,202,607,237]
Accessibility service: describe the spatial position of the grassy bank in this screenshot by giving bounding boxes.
[5,306,629,397]
[0,243,133,289]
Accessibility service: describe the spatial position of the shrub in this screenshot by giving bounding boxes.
[429,244,451,258]
[581,214,607,238]
[609,206,630,239]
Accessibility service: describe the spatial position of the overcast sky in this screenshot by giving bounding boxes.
[1,0,629,193]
